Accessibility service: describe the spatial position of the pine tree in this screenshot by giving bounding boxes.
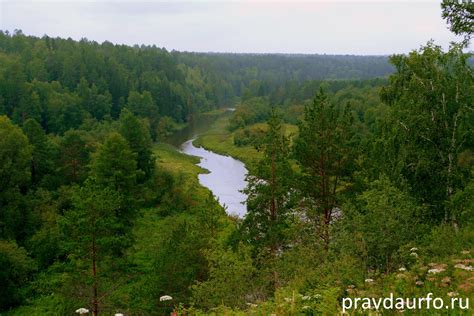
[242,108,294,289]
[118,109,155,182]
[22,118,56,186]
[91,132,137,196]
[294,88,355,250]
[59,130,91,184]
[61,178,123,316]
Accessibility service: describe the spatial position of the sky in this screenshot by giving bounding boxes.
[0,0,463,55]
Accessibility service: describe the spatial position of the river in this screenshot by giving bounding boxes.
[165,111,248,217]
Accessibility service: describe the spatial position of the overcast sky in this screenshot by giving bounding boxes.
[0,0,463,55]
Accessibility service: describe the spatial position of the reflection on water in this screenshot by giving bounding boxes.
[165,112,231,147]
[164,110,248,217]
[181,140,248,217]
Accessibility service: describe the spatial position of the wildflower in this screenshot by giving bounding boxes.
[398,267,406,272]
[115,314,124,316]
[415,280,424,286]
[302,305,311,310]
[441,276,451,284]
[302,295,311,301]
[365,278,374,283]
[284,297,292,302]
[447,292,459,297]
[428,268,445,274]
[75,308,89,314]
[314,294,322,299]
[454,263,474,271]
[246,303,258,308]
[461,250,470,255]
[410,252,418,258]
[160,295,173,301]
[410,247,418,252]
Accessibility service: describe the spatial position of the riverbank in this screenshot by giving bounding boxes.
[193,114,298,173]
[180,139,248,217]
[193,115,261,172]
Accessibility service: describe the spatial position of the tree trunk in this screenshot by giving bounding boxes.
[92,235,98,316]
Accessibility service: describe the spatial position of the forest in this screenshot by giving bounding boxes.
[0,1,473,315]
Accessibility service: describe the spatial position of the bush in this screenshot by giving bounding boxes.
[233,125,266,147]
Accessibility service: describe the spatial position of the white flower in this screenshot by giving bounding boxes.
[115,314,124,316]
[365,278,374,283]
[447,292,459,297]
[75,308,89,314]
[454,263,474,271]
[302,305,311,310]
[159,295,173,301]
[428,268,445,274]
[302,295,312,301]
[398,267,407,272]
[314,294,322,298]
[410,252,418,258]
[284,297,292,302]
[415,280,424,286]
[246,303,258,308]
[461,250,470,255]
[410,247,418,252]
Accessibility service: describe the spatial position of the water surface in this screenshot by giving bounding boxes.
[181,140,248,217]
[165,111,248,217]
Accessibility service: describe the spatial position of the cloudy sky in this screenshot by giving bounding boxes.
[0,0,462,55]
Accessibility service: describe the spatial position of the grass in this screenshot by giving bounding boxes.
[193,115,260,170]
[194,115,299,172]
[153,142,210,194]
[129,143,214,265]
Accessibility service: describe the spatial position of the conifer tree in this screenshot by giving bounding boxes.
[61,178,123,316]
[118,109,154,182]
[22,118,55,186]
[242,108,294,289]
[91,132,137,196]
[294,88,355,250]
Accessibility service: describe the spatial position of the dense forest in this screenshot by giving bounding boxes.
[0,1,473,315]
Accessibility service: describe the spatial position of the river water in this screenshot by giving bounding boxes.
[165,112,248,217]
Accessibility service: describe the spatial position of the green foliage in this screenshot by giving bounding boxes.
[293,88,356,247]
[148,216,209,306]
[233,124,266,147]
[441,0,474,46]
[156,115,178,140]
[242,109,295,260]
[58,178,128,313]
[0,115,31,191]
[22,118,57,187]
[1,14,473,313]
[341,176,428,271]
[26,189,63,268]
[0,115,32,240]
[58,129,91,184]
[61,178,124,259]
[118,109,155,182]
[77,78,112,120]
[228,97,270,131]
[0,240,36,310]
[192,244,256,309]
[379,43,474,222]
[91,132,138,195]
